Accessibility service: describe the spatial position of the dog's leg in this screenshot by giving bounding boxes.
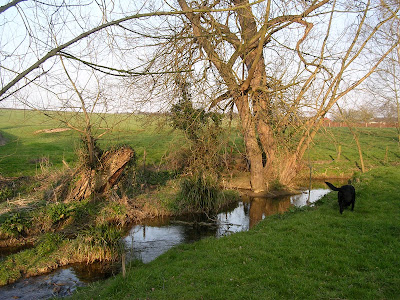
[351,192,355,211]
[339,198,344,214]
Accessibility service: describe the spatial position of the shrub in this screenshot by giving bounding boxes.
[36,233,64,256]
[46,202,73,224]
[169,92,227,177]
[0,212,31,237]
[82,224,122,249]
[177,175,221,213]
[74,224,124,262]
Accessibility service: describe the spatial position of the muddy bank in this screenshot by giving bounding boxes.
[0,237,36,249]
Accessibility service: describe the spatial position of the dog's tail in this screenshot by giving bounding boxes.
[325,181,340,191]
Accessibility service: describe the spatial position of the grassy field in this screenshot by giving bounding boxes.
[307,126,400,177]
[0,109,399,178]
[0,109,78,176]
[72,166,400,299]
[0,109,183,176]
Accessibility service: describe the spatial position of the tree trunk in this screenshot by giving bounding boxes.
[86,133,96,168]
[235,93,266,193]
[278,153,300,186]
[177,0,323,191]
[352,129,366,173]
[59,146,135,202]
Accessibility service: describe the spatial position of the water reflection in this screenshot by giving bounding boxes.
[217,201,250,236]
[246,196,292,228]
[290,189,331,207]
[123,188,331,264]
[0,186,332,299]
[126,224,188,263]
[218,188,330,233]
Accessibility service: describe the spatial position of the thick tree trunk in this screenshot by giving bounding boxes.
[253,89,275,176]
[257,119,275,177]
[245,62,277,188]
[235,93,266,193]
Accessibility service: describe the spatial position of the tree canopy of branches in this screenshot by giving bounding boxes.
[1,0,399,192]
[370,33,400,143]
[157,0,400,191]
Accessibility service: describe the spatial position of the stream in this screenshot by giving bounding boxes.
[0,186,333,299]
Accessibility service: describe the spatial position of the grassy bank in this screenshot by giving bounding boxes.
[72,166,400,299]
[0,161,239,285]
[0,197,127,285]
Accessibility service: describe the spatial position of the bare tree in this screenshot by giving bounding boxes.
[332,104,376,125]
[364,0,400,144]
[1,0,399,193]
[371,48,400,143]
[0,1,260,101]
[150,0,399,192]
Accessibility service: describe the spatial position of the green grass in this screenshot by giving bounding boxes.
[1,109,399,178]
[0,109,183,176]
[72,166,400,299]
[0,110,78,176]
[306,126,400,177]
[0,233,66,285]
[0,198,127,285]
[0,227,124,285]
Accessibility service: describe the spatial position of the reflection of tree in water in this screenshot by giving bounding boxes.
[243,195,292,228]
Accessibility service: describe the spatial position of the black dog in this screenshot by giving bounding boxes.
[325,182,356,214]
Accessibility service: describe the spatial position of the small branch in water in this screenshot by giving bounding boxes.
[170,220,217,227]
[170,220,241,228]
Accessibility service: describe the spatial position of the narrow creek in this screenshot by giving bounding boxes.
[0,184,336,299]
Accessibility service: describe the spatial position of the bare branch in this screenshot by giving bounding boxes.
[0,0,26,14]
[0,0,264,99]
